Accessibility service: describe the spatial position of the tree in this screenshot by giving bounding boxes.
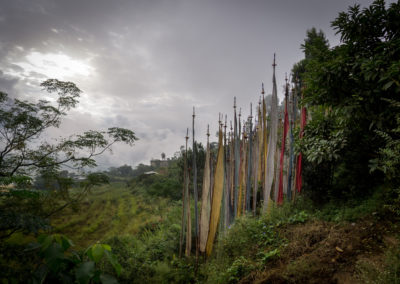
[132,163,154,177]
[291,27,329,85]
[161,152,166,160]
[117,164,134,177]
[0,79,138,238]
[0,79,137,177]
[293,0,400,200]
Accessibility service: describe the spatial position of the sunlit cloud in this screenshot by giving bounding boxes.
[13,51,94,79]
[0,0,381,169]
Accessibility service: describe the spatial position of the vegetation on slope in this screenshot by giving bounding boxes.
[1,1,400,283]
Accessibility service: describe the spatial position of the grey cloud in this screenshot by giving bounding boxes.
[9,64,24,72]
[0,0,386,168]
[0,71,19,96]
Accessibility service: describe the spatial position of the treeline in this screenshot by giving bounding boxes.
[129,144,208,200]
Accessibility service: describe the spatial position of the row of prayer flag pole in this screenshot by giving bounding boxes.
[180,55,308,258]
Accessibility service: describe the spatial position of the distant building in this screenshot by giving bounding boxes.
[150,159,170,168]
[144,171,158,175]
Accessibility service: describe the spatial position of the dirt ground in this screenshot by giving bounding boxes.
[240,213,399,284]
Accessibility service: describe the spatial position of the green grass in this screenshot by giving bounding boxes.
[40,182,400,283]
[50,182,174,249]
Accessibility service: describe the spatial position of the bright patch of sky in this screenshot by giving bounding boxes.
[1,0,390,169]
[12,51,93,79]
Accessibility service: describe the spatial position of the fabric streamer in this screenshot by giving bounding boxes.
[277,80,289,204]
[205,125,225,256]
[199,126,211,253]
[263,55,279,212]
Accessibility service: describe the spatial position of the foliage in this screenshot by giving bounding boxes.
[292,0,400,200]
[47,182,191,283]
[383,188,400,218]
[0,79,137,177]
[313,191,383,222]
[226,256,256,283]
[0,79,137,240]
[98,199,189,283]
[27,234,121,284]
[203,202,310,283]
[0,173,110,239]
[130,160,182,200]
[292,27,329,83]
[294,106,349,201]
[372,99,400,186]
[107,165,134,179]
[296,106,348,165]
[257,248,280,264]
[131,163,154,177]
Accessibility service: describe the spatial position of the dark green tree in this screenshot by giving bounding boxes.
[117,164,134,177]
[291,27,329,85]
[293,0,400,200]
[132,163,154,177]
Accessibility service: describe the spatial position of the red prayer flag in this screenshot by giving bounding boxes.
[277,94,289,204]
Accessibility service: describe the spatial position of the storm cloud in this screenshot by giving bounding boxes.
[0,0,382,169]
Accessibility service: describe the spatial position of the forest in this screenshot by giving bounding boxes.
[1,0,400,283]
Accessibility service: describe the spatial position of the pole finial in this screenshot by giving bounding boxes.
[261,83,265,95]
[234,97,236,109]
[272,53,277,68]
[193,106,195,117]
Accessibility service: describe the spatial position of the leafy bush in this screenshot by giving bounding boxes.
[203,202,311,283]
[314,191,383,222]
[99,201,190,283]
[28,234,121,284]
[257,248,280,264]
[130,174,181,200]
[226,256,256,283]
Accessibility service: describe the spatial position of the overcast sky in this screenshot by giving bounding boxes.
[0,0,382,170]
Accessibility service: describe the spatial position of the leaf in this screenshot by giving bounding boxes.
[383,80,394,90]
[61,236,74,251]
[25,242,42,252]
[105,250,122,276]
[75,261,95,284]
[91,244,105,263]
[101,244,111,251]
[100,274,119,284]
[259,248,280,264]
[39,235,53,251]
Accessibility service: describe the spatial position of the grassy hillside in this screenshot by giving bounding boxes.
[200,194,400,284]
[50,182,176,249]
[2,176,399,283]
[48,182,400,283]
